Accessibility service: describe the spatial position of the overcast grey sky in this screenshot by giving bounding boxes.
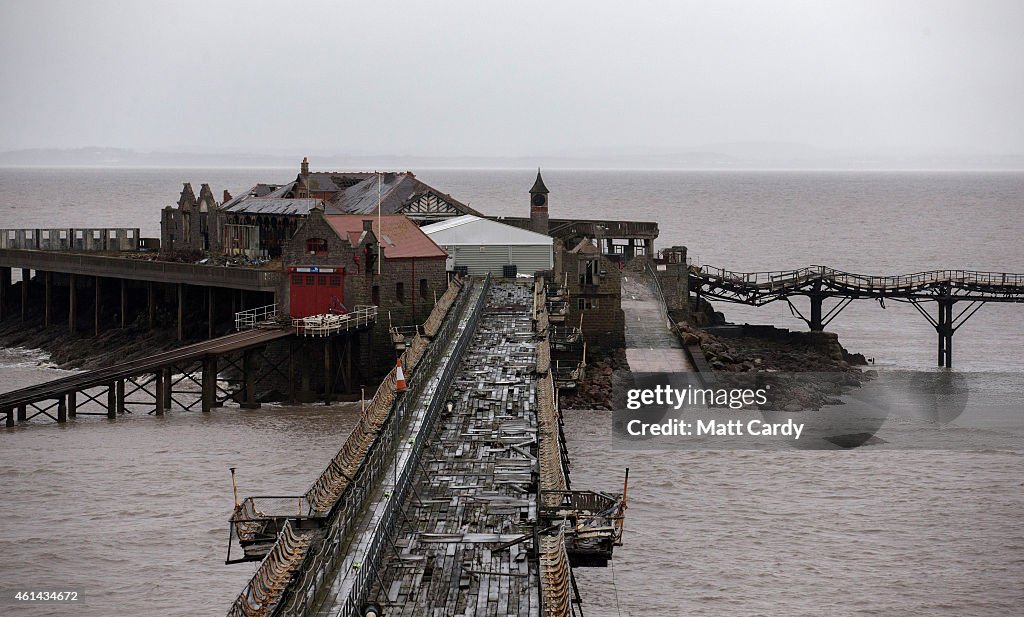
[1,0,1022,158]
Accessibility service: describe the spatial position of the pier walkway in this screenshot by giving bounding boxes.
[1,307,377,427]
[621,272,694,373]
[691,265,1024,367]
[226,277,623,617]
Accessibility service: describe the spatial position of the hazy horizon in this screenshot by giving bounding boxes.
[2,0,1023,165]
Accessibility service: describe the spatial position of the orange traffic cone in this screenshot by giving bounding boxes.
[395,358,407,392]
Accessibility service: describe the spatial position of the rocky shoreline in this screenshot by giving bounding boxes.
[0,315,189,372]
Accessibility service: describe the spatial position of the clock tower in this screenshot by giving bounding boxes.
[529,168,549,235]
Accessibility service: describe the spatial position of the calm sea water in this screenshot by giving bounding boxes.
[0,168,1021,616]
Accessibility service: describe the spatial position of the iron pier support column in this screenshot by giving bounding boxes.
[57,397,67,423]
[202,355,217,413]
[208,287,215,339]
[161,367,172,411]
[21,269,30,321]
[68,274,77,333]
[106,383,116,419]
[0,266,10,321]
[177,283,185,341]
[94,276,102,337]
[17,405,26,422]
[937,299,954,368]
[323,339,333,402]
[67,391,77,418]
[120,279,127,328]
[4,407,12,428]
[147,282,155,330]
[44,271,52,328]
[154,371,166,416]
[115,379,125,414]
[809,294,824,331]
[240,349,260,409]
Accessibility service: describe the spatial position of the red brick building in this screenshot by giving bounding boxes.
[282,207,449,374]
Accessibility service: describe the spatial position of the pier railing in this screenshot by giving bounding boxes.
[279,276,489,617]
[697,264,1024,292]
[235,304,279,331]
[292,306,377,337]
[0,248,281,291]
[226,276,489,617]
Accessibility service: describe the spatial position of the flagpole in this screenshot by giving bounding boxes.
[377,171,382,275]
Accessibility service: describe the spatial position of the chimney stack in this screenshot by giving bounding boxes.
[301,156,310,178]
[362,219,374,232]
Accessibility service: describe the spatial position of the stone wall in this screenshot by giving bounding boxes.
[282,209,448,377]
[556,242,625,350]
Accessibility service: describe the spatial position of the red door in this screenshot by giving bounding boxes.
[289,268,345,317]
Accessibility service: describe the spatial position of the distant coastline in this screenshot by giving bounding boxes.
[2,146,1023,172]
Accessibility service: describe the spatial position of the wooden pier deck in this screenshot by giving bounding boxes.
[368,282,542,616]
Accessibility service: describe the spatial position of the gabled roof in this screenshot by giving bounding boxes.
[326,214,447,259]
[422,215,553,246]
[569,237,601,254]
[330,173,482,217]
[222,170,480,219]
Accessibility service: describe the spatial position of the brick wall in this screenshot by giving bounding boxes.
[283,209,448,377]
[556,242,625,350]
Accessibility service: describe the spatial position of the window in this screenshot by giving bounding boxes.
[306,238,328,255]
[318,275,327,286]
[109,230,117,239]
[291,274,303,285]
[419,278,429,300]
[42,230,50,240]
[577,298,599,310]
[396,282,405,304]
[579,259,597,286]
[329,275,342,287]
[371,285,380,305]
[305,276,315,286]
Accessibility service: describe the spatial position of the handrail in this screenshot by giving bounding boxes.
[0,248,281,290]
[225,276,490,617]
[278,275,490,617]
[695,263,1024,290]
[236,304,279,331]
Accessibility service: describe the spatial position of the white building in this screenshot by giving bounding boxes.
[421,215,553,276]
